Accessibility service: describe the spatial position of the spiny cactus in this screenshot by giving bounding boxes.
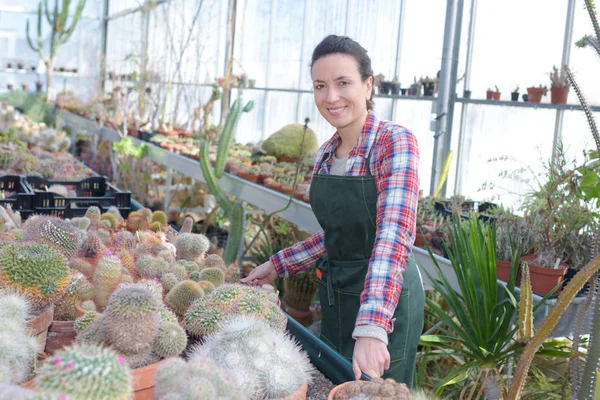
[107,206,124,222]
[74,313,109,347]
[136,255,169,279]
[77,231,105,261]
[176,233,210,261]
[74,310,99,333]
[133,279,164,302]
[161,273,180,293]
[69,257,94,280]
[224,263,242,283]
[0,242,70,311]
[138,208,153,222]
[24,217,79,258]
[159,306,178,325]
[118,249,136,277]
[205,254,226,269]
[191,315,312,399]
[149,221,161,232]
[0,293,39,384]
[35,344,132,399]
[84,206,102,228]
[81,299,96,311]
[78,216,91,231]
[166,280,205,318]
[101,213,118,229]
[153,321,187,358]
[170,263,186,280]
[283,269,318,311]
[54,271,86,320]
[180,216,194,234]
[179,259,201,273]
[189,271,201,282]
[126,212,149,233]
[0,383,34,400]
[113,230,137,251]
[105,284,161,359]
[198,280,216,294]
[199,267,226,287]
[92,253,122,310]
[95,228,112,246]
[152,210,168,227]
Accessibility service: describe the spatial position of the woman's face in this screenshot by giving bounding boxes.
[311,53,372,131]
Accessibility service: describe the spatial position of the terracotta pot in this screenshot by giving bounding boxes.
[44,320,76,355]
[132,358,171,400]
[520,255,568,296]
[237,171,260,183]
[27,305,55,354]
[20,352,49,388]
[486,91,500,100]
[328,382,353,400]
[280,185,294,195]
[527,87,546,103]
[281,297,312,327]
[413,233,427,248]
[276,383,308,400]
[550,87,569,104]
[496,259,522,284]
[278,155,300,163]
[75,301,87,318]
[258,173,274,184]
[264,179,282,191]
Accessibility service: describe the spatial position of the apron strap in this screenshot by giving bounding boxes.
[364,143,376,176]
[317,255,336,306]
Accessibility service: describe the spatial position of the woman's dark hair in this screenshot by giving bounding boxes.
[310,35,375,111]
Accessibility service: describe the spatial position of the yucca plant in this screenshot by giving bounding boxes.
[421,215,567,399]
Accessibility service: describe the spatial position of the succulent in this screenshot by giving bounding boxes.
[105,284,161,359]
[205,254,226,269]
[0,293,39,384]
[92,253,123,310]
[136,255,169,279]
[179,259,201,273]
[78,216,91,231]
[74,310,100,333]
[151,210,168,228]
[23,217,79,258]
[74,314,109,347]
[84,206,102,227]
[189,271,201,282]
[159,306,178,324]
[126,212,149,232]
[138,208,153,222]
[199,267,225,287]
[161,273,180,293]
[0,242,70,311]
[101,213,118,229]
[191,315,313,399]
[77,231,105,262]
[283,269,318,311]
[113,230,137,251]
[81,300,96,311]
[150,221,162,232]
[170,262,186,280]
[180,216,194,234]
[118,249,136,277]
[153,321,187,358]
[332,378,412,400]
[35,344,132,400]
[0,383,34,400]
[198,280,216,294]
[134,279,164,302]
[176,233,210,261]
[54,271,86,320]
[166,280,205,317]
[95,228,112,246]
[224,263,242,283]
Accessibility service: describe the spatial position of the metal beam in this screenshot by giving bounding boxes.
[100,0,110,92]
[295,0,310,123]
[453,0,477,195]
[390,0,407,121]
[551,0,577,164]
[106,0,171,21]
[261,0,278,140]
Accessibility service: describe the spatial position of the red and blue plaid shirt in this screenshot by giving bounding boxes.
[270,112,420,333]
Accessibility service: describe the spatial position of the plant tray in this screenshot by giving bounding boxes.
[26,176,131,219]
[0,175,34,219]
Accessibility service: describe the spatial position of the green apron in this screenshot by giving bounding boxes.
[310,149,424,386]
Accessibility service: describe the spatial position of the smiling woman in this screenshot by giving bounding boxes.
[242,34,425,387]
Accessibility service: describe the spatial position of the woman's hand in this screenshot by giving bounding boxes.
[352,337,390,379]
[240,260,278,286]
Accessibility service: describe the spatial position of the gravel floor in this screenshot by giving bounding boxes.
[307,367,335,400]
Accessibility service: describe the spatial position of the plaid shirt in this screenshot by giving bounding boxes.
[270,112,420,334]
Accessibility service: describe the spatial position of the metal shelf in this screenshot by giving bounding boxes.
[58,111,323,233]
[457,97,600,112]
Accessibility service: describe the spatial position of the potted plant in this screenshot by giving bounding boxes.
[7,83,13,90]
[21,82,29,91]
[549,65,569,104]
[281,268,318,326]
[390,76,401,95]
[511,85,520,101]
[420,76,436,96]
[486,85,501,100]
[409,76,419,95]
[35,80,43,92]
[526,85,547,103]
[495,214,535,283]
[463,89,472,98]
[16,60,25,70]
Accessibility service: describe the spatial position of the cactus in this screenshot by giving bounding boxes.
[113,230,137,250]
[74,314,109,346]
[134,279,165,302]
[161,272,180,293]
[283,269,318,311]
[166,280,205,317]
[118,249,136,277]
[0,293,39,384]
[191,315,312,399]
[149,221,161,232]
[24,217,78,258]
[170,262,186,280]
[26,0,86,101]
[84,206,102,227]
[126,212,149,233]
[179,259,201,273]
[101,213,118,229]
[181,216,194,234]
[139,208,153,222]
[92,253,122,310]
[189,271,201,282]
[153,321,187,358]
[0,242,70,311]
[81,299,96,311]
[35,344,132,399]
[152,210,168,227]
[74,310,99,333]
[69,257,94,280]
[77,231,105,261]
[78,216,91,231]
[199,98,254,264]
[95,228,112,246]
[199,267,225,287]
[105,284,161,358]
[154,357,188,399]
[224,263,242,283]
[54,271,86,320]
[159,306,178,324]
[198,280,216,294]
[0,383,34,399]
[205,254,226,269]
[136,255,169,279]
[175,233,210,261]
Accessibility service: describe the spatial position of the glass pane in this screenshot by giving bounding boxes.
[570,4,600,105]
[267,0,304,89]
[233,0,271,87]
[263,91,298,140]
[109,0,144,17]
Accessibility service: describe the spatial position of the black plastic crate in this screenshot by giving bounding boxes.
[0,175,35,218]
[26,176,131,219]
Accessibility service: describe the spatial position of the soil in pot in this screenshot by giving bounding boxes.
[27,305,55,355]
[551,87,569,104]
[520,255,568,296]
[44,320,76,355]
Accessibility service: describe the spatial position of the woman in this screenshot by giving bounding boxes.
[241,34,424,386]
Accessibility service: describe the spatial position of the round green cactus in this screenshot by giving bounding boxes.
[35,344,132,399]
[136,255,169,279]
[159,306,178,324]
[0,292,31,321]
[184,300,224,337]
[150,221,162,232]
[179,259,201,273]
[74,314,109,347]
[161,272,180,293]
[165,280,204,317]
[175,233,210,261]
[113,230,137,251]
[74,310,100,333]
[93,253,123,310]
[84,206,102,226]
[78,216,91,231]
[138,208,153,222]
[170,263,186,280]
[204,254,226,269]
[198,280,216,294]
[101,213,118,229]
[81,300,96,311]
[153,321,187,358]
[69,257,94,280]
[54,271,86,321]
[151,210,168,227]
[0,242,70,311]
[199,267,225,287]
[189,271,201,282]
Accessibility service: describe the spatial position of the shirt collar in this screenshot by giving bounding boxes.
[324,112,380,163]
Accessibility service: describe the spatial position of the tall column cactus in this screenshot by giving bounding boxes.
[26,0,87,101]
[199,98,254,264]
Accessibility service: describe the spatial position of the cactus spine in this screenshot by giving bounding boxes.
[199,267,225,287]
[92,253,122,310]
[199,98,254,264]
[283,269,318,311]
[166,280,205,317]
